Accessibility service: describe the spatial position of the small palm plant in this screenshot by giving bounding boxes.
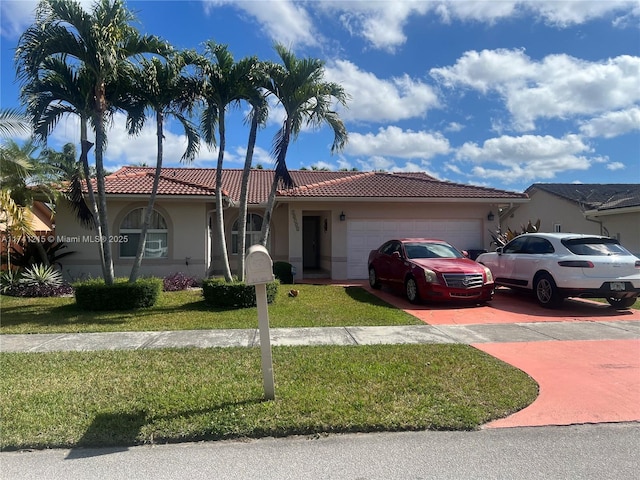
[490,219,541,247]
[20,264,63,287]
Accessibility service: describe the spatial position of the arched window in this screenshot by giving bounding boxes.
[232,213,264,254]
[120,208,168,258]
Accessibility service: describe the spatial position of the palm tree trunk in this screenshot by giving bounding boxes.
[260,176,279,247]
[79,117,107,279]
[129,111,164,282]
[93,107,115,285]
[260,121,292,246]
[237,113,259,281]
[215,110,233,281]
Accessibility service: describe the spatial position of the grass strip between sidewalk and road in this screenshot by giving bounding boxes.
[0,285,421,334]
[0,344,538,450]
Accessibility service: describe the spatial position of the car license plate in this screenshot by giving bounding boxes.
[610,282,625,291]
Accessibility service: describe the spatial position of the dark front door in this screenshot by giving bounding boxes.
[303,216,320,269]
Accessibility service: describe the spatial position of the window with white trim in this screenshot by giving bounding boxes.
[554,223,562,233]
[232,213,264,254]
[120,208,168,258]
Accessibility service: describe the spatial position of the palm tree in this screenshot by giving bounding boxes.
[15,0,171,285]
[0,108,30,138]
[126,52,201,282]
[198,41,261,281]
[0,139,60,267]
[21,56,110,277]
[237,82,269,281]
[259,44,349,245]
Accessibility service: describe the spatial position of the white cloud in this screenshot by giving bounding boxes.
[325,0,431,52]
[579,107,640,138]
[48,112,218,171]
[455,134,595,184]
[1,0,98,38]
[606,161,626,171]
[202,0,318,47]
[526,0,640,27]
[326,60,440,123]
[431,49,640,131]
[346,126,450,159]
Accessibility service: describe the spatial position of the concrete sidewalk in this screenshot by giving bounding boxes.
[1,319,639,353]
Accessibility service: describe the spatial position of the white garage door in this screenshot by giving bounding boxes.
[347,219,482,279]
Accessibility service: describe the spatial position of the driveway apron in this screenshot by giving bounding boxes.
[362,283,640,428]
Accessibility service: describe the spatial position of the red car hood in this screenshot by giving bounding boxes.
[411,258,484,273]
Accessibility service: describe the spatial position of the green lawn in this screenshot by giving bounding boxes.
[0,344,538,450]
[0,284,421,334]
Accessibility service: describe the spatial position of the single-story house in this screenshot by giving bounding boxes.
[55,167,529,282]
[501,183,640,257]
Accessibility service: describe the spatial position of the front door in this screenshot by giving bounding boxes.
[303,216,320,269]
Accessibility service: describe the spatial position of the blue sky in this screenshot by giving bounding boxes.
[1,0,639,193]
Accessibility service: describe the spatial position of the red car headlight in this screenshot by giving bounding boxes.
[423,268,439,284]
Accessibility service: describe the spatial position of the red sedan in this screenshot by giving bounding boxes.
[368,238,495,304]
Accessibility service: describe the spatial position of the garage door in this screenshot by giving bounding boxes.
[347,219,482,279]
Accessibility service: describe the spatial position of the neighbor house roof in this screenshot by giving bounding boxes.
[99,167,528,204]
[527,184,640,212]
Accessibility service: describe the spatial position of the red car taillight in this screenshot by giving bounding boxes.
[558,260,594,268]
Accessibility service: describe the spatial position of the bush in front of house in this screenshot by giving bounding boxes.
[0,265,74,297]
[272,261,294,284]
[202,277,278,308]
[163,272,198,291]
[73,277,162,310]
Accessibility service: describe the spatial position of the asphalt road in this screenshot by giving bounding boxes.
[2,423,638,480]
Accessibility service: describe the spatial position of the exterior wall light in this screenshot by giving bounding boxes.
[339,211,346,221]
[487,211,495,221]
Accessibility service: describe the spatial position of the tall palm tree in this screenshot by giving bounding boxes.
[126,52,201,282]
[21,56,108,277]
[198,41,261,281]
[15,0,171,285]
[259,44,349,245]
[237,84,269,281]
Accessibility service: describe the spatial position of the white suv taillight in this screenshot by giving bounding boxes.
[558,260,594,268]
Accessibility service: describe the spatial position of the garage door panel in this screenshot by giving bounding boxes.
[347,219,482,279]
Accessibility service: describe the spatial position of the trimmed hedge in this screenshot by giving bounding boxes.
[273,261,294,284]
[73,277,162,311]
[202,277,279,308]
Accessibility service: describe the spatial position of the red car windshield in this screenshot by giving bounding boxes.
[404,243,464,259]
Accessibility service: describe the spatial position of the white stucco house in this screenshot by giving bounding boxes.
[54,167,529,282]
[501,183,640,257]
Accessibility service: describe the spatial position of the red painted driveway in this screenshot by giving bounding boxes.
[478,340,640,428]
[364,285,640,325]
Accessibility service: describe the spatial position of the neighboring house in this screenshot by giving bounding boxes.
[55,167,528,282]
[501,184,640,256]
[1,201,55,268]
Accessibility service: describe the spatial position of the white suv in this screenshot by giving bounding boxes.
[476,233,640,309]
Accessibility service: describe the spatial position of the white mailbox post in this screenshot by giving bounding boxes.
[245,244,276,400]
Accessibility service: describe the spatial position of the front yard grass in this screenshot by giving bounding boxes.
[0,284,420,334]
[0,344,538,450]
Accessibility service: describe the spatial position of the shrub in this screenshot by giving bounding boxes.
[202,277,278,309]
[74,277,162,311]
[273,261,294,284]
[163,272,198,291]
[1,265,73,297]
[0,270,21,294]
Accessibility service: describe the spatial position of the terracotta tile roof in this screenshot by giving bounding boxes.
[528,184,640,211]
[279,171,526,199]
[101,166,527,203]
